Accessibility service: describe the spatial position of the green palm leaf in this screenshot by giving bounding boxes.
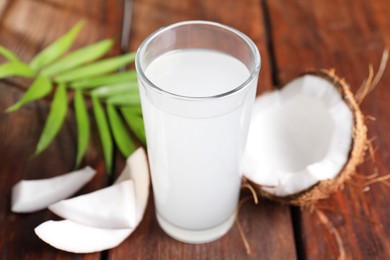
[92,96,113,173]
[70,71,137,89]
[0,19,147,172]
[34,83,68,156]
[74,89,90,168]
[0,62,35,79]
[29,20,85,70]
[55,52,136,82]
[6,74,51,112]
[0,45,21,62]
[121,107,146,146]
[106,94,140,106]
[120,106,143,115]
[107,104,135,158]
[41,39,114,76]
[90,82,138,98]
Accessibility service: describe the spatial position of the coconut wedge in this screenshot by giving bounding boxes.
[49,180,137,229]
[35,148,150,253]
[11,166,96,213]
[115,148,150,222]
[35,220,132,254]
[243,70,367,205]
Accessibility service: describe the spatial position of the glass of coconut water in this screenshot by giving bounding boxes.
[135,21,260,244]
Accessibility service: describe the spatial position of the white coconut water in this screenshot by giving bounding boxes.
[139,49,254,242]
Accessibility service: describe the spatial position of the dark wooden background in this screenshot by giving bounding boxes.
[0,0,389,259]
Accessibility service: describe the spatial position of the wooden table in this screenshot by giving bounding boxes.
[1,0,389,259]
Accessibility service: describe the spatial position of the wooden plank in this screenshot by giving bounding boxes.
[110,0,296,259]
[0,0,124,258]
[0,0,9,18]
[127,0,273,91]
[267,0,390,258]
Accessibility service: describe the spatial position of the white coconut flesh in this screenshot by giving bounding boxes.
[35,220,133,254]
[46,148,150,230]
[34,148,151,253]
[48,180,138,229]
[242,75,354,197]
[11,166,96,213]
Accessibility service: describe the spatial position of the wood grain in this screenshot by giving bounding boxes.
[267,0,390,259]
[110,0,297,259]
[1,0,390,259]
[0,0,124,259]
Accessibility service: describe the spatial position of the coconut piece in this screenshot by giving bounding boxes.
[115,147,150,222]
[243,70,367,205]
[48,180,137,229]
[11,166,96,213]
[35,220,132,254]
[35,148,150,253]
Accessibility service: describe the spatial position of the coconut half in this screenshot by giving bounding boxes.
[242,70,367,205]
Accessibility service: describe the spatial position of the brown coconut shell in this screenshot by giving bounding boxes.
[245,69,368,207]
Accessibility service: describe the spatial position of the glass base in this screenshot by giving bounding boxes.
[156,212,236,244]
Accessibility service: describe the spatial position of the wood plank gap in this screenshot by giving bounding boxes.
[100,0,108,26]
[120,0,133,54]
[104,0,134,187]
[101,250,109,260]
[290,206,306,260]
[107,0,134,186]
[260,0,280,87]
[0,78,28,91]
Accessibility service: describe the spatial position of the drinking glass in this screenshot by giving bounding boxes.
[135,20,260,243]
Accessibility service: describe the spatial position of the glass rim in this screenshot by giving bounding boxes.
[135,20,261,101]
